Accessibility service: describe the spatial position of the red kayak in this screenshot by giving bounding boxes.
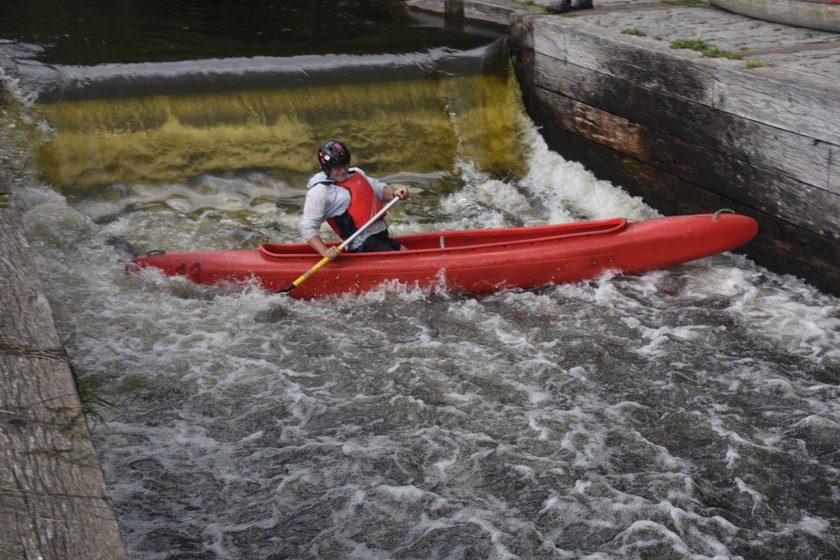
[127,212,758,298]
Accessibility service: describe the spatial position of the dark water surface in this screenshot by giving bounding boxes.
[1,0,497,65]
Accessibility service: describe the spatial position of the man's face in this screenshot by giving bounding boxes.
[329,163,350,182]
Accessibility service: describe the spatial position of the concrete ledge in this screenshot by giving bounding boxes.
[0,168,127,559]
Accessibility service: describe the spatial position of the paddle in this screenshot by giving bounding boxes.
[282,196,402,294]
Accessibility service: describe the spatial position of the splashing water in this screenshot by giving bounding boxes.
[4,46,839,560]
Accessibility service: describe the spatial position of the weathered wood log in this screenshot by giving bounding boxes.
[532,16,840,145]
[0,169,127,560]
[711,0,840,34]
[513,12,840,295]
[534,55,839,196]
[532,86,840,240]
[536,120,840,294]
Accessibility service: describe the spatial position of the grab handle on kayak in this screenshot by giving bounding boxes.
[281,196,401,294]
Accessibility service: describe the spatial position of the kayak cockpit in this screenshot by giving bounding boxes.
[259,218,627,259]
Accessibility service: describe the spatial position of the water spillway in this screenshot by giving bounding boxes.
[12,41,525,194]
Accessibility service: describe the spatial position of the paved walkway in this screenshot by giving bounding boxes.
[563,0,840,82]
[412,0,840,82]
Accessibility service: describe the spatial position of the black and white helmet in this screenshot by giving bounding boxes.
[317,139,351,173]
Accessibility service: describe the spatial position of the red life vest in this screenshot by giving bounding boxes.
[327,171,385,240]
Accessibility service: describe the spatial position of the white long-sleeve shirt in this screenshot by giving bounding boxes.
[299,168,391,251]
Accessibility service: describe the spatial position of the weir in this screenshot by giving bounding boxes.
[9,41,526,194]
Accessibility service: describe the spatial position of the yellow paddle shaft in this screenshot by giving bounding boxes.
[283,196,401,293]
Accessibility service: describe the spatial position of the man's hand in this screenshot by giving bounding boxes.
[322,246,341,259]
[390,186,410,200]
[307,236,341,259]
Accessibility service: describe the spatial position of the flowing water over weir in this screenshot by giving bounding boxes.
[2,31,840,560]
[10,41,523,195]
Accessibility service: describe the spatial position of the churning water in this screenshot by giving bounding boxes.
[11,125,840,560]
[3,22,839,560]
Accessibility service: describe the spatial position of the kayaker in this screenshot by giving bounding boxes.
[300,139,410,259]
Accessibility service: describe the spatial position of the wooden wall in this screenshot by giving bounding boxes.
[0,168,128,560]
[510,15,840,295]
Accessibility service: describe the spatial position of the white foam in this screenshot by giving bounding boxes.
[8,82,840,560]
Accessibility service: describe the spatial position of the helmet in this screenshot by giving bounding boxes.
[317,139,351,173]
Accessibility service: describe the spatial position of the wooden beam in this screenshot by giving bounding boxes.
[0,169,127,560]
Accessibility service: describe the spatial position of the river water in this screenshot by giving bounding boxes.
[2,3,840,560]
